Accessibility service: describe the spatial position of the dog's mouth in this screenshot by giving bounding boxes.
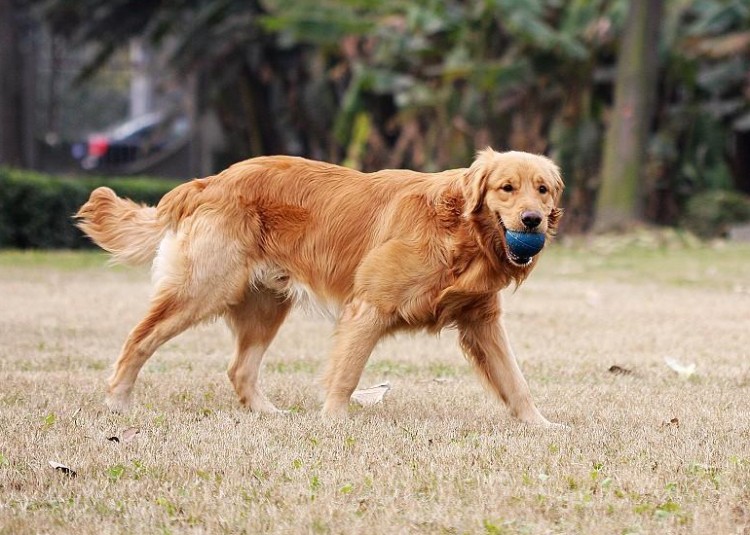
[496,213,536,268]
[506,248,533,267]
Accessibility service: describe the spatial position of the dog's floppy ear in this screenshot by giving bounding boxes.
[547,207,563,235]
[462,148,494,214]
[546,161,565,235]
[546,159,565,205]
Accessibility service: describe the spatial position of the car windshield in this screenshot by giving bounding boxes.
[107,112,164,139]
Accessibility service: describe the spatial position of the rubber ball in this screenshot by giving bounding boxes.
[505,230,545,259]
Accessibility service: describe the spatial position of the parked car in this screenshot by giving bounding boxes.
[72,111,189,170]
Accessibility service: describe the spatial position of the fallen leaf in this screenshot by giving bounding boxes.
[664,357,696,378]
[608,365,633,375]
[122,427,140,443]
[416,377,454,384]
[49,461,76,477]
[432,377,454,384]
[350,382,391,406]
[660,417,680,429]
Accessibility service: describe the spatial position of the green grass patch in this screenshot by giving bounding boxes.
[542,234,750,288]
[0,249,110,270]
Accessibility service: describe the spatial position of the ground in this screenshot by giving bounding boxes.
[1,233,749,534]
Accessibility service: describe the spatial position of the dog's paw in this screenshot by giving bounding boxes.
[321,401,350,420]
[543,421,571,431]
[105,393,131,414]
[519,413,569,429]
[526,419,570,430]
[242,391,286,414]
[250,402,286,415]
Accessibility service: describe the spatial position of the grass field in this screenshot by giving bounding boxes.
[1,234,749,534]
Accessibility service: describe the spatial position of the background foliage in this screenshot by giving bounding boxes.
[0,169,179,248]
[25,0,750,233]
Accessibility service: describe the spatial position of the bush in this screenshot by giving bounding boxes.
[682,190,750,239]
[0,168,182,249]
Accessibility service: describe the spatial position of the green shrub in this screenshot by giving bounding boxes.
[0,167,182,249]
[682,190,750,239]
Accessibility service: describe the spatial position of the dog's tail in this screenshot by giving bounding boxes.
[76,187,165,266]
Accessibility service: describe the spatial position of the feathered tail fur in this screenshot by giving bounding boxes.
[75,187,164,266]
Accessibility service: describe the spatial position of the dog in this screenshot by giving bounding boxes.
[76,148,564,425]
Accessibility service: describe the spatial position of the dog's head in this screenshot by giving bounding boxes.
[462,148,564,266]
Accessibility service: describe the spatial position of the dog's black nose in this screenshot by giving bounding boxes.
[521,211,543,229]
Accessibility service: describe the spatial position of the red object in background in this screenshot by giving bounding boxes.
[88,135,110,158]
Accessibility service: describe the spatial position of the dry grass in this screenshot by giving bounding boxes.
[1,235,750,534]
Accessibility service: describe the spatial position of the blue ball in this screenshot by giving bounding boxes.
[505,230,546,259]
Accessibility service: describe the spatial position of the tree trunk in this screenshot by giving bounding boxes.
[129,39,155,118]
[0,0,24,166]
[594,0,663,232]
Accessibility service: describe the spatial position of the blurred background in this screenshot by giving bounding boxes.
[1,0,749,242]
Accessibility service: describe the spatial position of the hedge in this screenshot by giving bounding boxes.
[0,167,182,249]
[682,189,750,238]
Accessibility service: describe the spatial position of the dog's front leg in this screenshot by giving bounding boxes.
[321,300,388,418]
[458,310,554,426]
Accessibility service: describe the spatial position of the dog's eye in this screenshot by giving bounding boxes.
[538,185,548,194]
[501,184,514,192]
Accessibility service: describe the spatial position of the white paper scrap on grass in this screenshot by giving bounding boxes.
[48,460,76,476]
[350,382,391,406]
[664,357,696,378]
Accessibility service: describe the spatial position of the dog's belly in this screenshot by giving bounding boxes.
[250,263,339,320]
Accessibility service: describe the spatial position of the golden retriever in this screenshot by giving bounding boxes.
[76,148,564,425]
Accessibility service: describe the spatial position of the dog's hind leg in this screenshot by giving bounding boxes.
[106,227,250,413]
[225,287,291,413]
[321,300,389,418]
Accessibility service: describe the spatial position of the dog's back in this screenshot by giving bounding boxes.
[151,156,463,301]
